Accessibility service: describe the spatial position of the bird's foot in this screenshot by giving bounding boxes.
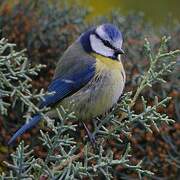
[82,122,96,149]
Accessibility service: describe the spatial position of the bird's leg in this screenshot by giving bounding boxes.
[81,121,96,148]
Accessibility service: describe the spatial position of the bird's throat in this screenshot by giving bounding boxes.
[91,52,122,70]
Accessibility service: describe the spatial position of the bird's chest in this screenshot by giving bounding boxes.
[62,55,125,120]
[91,66,124,109]
[89,57,125,112]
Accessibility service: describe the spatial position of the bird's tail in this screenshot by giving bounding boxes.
[8,114,42,145]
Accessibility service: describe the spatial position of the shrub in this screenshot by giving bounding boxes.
[0,1,180,179]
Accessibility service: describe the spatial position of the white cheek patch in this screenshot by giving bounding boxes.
[90,34,114,57]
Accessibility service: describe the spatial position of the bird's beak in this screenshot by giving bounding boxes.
[119,48,124,54]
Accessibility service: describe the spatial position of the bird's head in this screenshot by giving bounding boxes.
[80,23,124,61]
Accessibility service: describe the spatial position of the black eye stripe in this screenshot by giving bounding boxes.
[93,32,118,51]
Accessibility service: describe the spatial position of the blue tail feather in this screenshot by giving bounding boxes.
[8,114,41,145]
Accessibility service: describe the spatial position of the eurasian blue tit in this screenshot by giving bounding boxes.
[8,23,126,144]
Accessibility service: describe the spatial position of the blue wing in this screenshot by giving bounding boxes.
[8,57,95,145]
[39,62,95,108]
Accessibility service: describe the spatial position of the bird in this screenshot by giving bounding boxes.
[8,23,126,145]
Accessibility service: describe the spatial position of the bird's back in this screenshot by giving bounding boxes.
[53,40,95,80]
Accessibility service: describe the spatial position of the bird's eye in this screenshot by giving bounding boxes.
[103,40,111,47]
[93,32,115,50]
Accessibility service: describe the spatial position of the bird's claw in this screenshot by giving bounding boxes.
[82,121,97,149]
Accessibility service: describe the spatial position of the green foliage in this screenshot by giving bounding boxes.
[107,13,180,178]
[132,36,179,106]
[0,0,87,74]
[0,38,46,116]
[0,1,180,179]
[3,141,35,179]
[1,34,179,179]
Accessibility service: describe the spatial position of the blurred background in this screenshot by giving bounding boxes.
[72,0,180,25]
[0,0,179,179]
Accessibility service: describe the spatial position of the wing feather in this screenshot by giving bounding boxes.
[39,61,95,108]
